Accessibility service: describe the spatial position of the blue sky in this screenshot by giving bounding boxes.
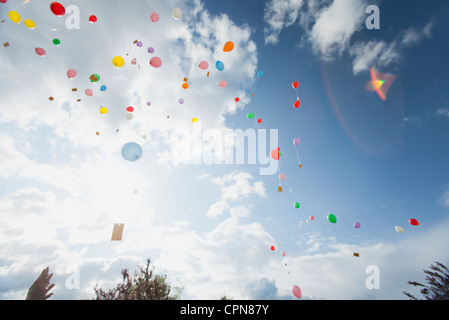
[1,0,449,300]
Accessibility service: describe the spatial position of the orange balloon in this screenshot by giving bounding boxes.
[182,82,189,89]
[223,41,234,52]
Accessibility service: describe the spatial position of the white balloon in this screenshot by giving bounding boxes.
[172,8,182,20]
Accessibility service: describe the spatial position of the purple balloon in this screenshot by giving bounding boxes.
[148,47,154,53]
[353,222,361,229]
[146,101,151,106]
[136,41,143,47]
[179,98,184,104]
[293,138,301,146]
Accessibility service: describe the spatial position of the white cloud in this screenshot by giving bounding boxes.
[263,0,434,74]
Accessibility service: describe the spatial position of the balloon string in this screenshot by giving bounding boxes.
[295,146,302,166]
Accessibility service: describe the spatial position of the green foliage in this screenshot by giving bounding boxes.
[93,258,181,300]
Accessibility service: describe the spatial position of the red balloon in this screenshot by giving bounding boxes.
[409,218,420,226]
[270,149,280,160]
[293,100,300,108]
[127,106,134,112]
[257,119,262,124]
[270,245,275,251]
[89,15,97,23]
[50,2,66,16]
[292,81,299,89]
[235,97,239,102]
[292,285,301,299]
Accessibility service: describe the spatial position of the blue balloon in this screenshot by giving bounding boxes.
[258,71,263,78]
[121,142,142,162]
[100,85,107,92]
[216,60,224,71]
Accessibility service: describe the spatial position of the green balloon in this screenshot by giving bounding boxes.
[279,151,283,156]
[294,202,300,208]
[328,214,337,223]
[247,113,255,119]
[53,38,61,46]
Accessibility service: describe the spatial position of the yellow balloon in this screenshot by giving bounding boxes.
[112,56,125,68]
[24,19,36,29]
[100,107,108,114]
[192,117,198,123]
[8,11,21,24]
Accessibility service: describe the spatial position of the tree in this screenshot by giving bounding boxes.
[93,258,181,300]
[403,261,449,300]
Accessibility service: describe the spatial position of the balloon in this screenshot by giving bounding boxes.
[282,251,286,257]
[292,81,299,89]
[223,41,234,52]
[257,71,263,78]
[24,19,36,29]
[353,222,361,229]
[235,97,240,102]
[182,83,189,89]
[126,106,134,112]
[148,47,154,53]
[53,39,61,46]
[90,74,100,82]
[35,47,46,57]
[179,98,184,104]
[192,117,198,123]
[50,2,66,16]
[292,285,301,299]
[126,113,133,120]
[294,202,300,209]
[150,12,159,22]
[409,218,420,226]
[112,56,125,68]
[395,226,404,233]
[100,107,108,114]
[257,119,262,124]
[293,100,300,108]
[67,69,77,79]
[247,113,255,119]
[219,80,227,88]
[8,11,21,24]
[293,138,301,146]
[89,15,97,23]
[121,142,143,162]
[327,214,337,224]
[136,41,142,47]
[150,57,162,68]
[100,85,107,92]
[199,61,209,70]
[85,89,93,96]
[216,61,224,71]
[146,101,151,106]
[270,245,275,251]
[172,8,182,20]
[309,215,315,221]
[270,149,280,160]
[279,174,285,180]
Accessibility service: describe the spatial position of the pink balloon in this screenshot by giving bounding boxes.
[309,215,315,221]
[35,47,46,57]
[85,89,93,96]
[293,138,301,146]
[67,69,77,79]
[282,251,286,257]
[199,61,209,70]
[279,174,285,180]
[270,149,280,160]
[219,80,227,88]
[150,12,159,22]
[292,285,301,299]
[150,57,162,68]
